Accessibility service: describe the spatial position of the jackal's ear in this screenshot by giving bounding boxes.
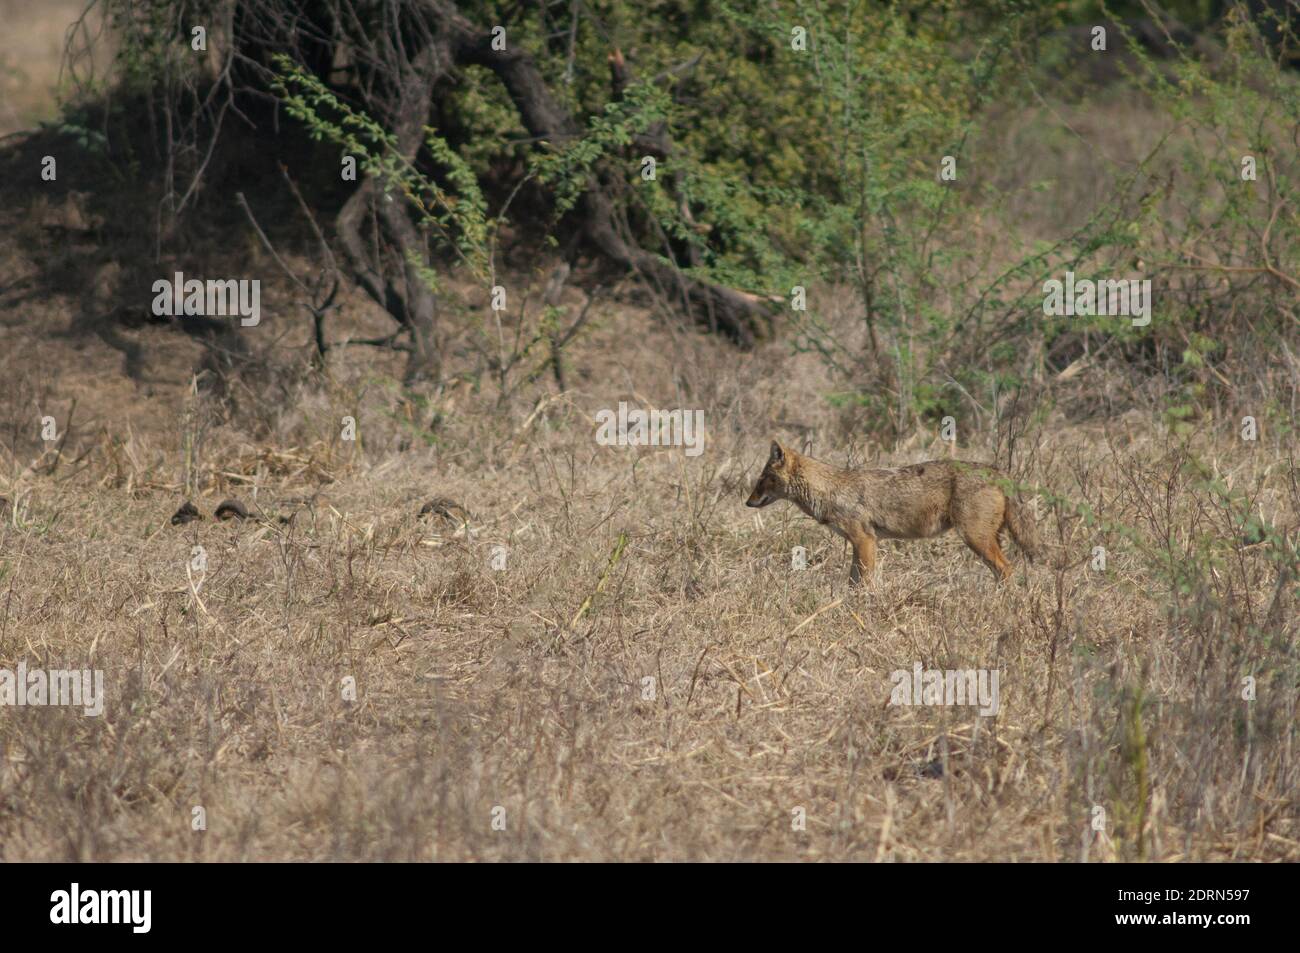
[769,440,785,465]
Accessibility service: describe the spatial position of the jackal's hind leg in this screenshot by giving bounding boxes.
[962,530,1011,582]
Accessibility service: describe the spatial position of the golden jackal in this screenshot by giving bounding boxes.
[746,441,1040,583]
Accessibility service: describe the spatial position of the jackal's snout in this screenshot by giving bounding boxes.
[746,440,788,507]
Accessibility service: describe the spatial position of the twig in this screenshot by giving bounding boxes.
[790,597,843,636]
[571,530,629,628]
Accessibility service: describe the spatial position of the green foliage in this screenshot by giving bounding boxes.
[531,80,673,216]
[89,0,1299,440]
[48,118,109,156]
[99,0,219,93]
[273,55,491,282]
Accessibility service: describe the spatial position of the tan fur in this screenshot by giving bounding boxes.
[746,441,1040,584]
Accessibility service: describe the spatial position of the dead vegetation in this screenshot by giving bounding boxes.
[0,258,1296,860]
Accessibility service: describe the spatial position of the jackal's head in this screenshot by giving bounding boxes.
[746,441,792,507]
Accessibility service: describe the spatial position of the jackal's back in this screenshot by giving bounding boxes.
[836,459,1003,539]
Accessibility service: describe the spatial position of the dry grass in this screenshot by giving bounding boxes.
[0,260,1296,860]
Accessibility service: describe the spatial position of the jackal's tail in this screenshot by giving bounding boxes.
[1003,497,1042,563]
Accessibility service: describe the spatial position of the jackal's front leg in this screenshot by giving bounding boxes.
[848,529,877,585]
